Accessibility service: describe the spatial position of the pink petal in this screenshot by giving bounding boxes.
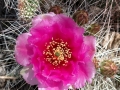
[36,73,63,88]
[38,87,59,90]
[83,36,96,57]
[20,65,38,85]
[15,33,32,66]
[84,62,95,83]
[74,36,96,88]
[30,14,84,42]
[76,60,95,87]
[79,36,96,62]
[32,12,55,27]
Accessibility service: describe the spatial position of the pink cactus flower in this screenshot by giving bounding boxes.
[15,13,96,90]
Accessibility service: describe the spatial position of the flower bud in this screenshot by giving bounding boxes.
[48,5,63,14]
[87,23,100,34]
[100,60,118,77]
[73,10,88,25]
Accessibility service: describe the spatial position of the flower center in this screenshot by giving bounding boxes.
[43,38,72,67]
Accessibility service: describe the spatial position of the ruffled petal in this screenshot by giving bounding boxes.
[36,73,63,88]
[32,12,56,27]
[20,65,38,85]
[79,36,96,62]
[74,60,95,88]
[15,33,31,66]
[74,36,96,88]
[38,87,59,90]
[83,36,96,58]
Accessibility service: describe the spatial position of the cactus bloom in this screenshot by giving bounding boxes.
[15,13,96,90]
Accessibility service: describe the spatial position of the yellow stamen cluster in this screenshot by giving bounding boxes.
[43,38,72,66]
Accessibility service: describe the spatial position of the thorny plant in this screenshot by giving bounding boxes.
[0,0,120,90]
